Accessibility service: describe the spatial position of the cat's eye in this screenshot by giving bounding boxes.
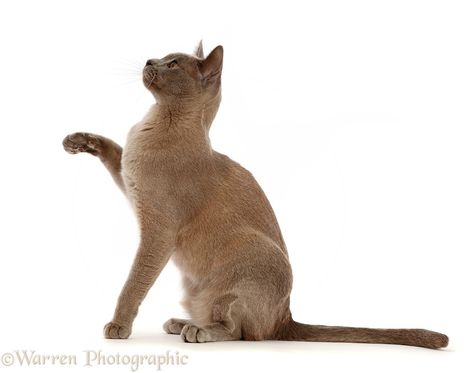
[167,60,178,69]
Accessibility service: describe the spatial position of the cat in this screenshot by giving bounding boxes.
[63,42,448,348]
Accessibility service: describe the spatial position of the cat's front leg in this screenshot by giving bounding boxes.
[62,132,125,193]
[104,223,175,339]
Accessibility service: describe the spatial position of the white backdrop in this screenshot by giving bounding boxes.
[0,0,472,372]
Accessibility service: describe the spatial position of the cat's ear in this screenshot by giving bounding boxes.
[198,45,223,82]
[194,40,204,59]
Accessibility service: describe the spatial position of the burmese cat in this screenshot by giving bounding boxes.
[63,42,448,348]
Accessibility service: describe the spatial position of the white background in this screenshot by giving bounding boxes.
[0,0,472,372]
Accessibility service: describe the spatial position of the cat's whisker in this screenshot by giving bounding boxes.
[116,78,142,87]
[112,61,145,80]
[110,71,143,77]
[116,58,146,71]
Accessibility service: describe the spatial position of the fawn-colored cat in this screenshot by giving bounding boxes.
[63,42,448,348]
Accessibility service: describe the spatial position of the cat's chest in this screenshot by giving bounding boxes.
[121,125,171,200]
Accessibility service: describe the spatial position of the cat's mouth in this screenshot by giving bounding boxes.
[143,66,158,88]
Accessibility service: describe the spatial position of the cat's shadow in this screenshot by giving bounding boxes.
[103,331,448,354]
[105,331,291,352]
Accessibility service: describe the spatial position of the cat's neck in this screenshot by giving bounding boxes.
[143,99,213,150]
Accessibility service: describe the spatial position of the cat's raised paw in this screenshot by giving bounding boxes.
[103,321,131,339]
[63,132,102,155]
[180,323,211,343]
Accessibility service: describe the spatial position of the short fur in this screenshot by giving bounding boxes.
[63,43,448,349]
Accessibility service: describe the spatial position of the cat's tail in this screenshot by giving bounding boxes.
[278,320,448,349]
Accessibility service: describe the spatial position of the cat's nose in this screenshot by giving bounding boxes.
[146,59,155,66]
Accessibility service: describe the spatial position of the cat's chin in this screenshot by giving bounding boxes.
[142,78,155,87]
[143,81,160,95]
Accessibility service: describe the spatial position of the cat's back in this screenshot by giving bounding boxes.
[209,151,286,247]
[211,151,268,200]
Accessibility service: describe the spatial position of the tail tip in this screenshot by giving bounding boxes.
[438,333,449,348]
[431,332,449,349]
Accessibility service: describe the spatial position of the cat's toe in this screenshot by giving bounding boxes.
[196,328,211,342]
[62,134,82,154]
[181,324,198,342]
[103,321,131,339]
[180,324,211,343]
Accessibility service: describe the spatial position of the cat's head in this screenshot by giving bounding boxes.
[143,42,223,106]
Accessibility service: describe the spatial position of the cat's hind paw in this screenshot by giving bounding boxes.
[103,321,131,339]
